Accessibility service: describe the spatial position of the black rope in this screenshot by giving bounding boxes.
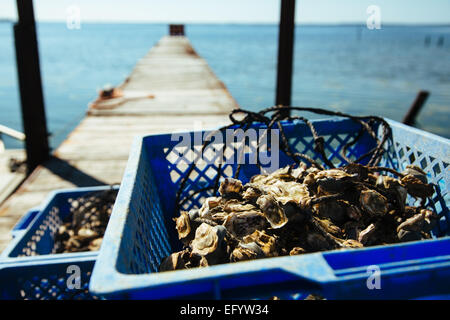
[175,106,393,211]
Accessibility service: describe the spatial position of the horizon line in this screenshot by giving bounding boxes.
[1,18,450,27]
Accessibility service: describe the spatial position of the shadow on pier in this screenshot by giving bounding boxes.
[43,156,107,187]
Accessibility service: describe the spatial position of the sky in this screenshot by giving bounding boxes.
[1,0,450,24]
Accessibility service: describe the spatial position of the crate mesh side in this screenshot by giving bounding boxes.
[12,205,64,257]
[116,147,172,274]
[380,132,449,236]
[2,260,98,300]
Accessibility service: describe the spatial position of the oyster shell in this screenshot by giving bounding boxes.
[340,239,363,248]
[315,217,343,237]
[256,194,288,228]
[174,211,192,242]
[242,185,263,201]
[223,209,267,239]
[345,203,363,220]
[397,229,422,242]
[396,209,437,234]
[306,169,358,193]
[400,175,434,199]
[230,242,264,262]
[343,220,364,239]
[219,178,243,197]
[191,223,226,255]
[199,197,222,217]
[306,233,331,251]
[402,165,428,184]
[313,199,347,223]
[359,189,388,217]
[223,200,258,213]
[289,247,306,255]
[159,249,190,272]
[358,223,376,245]
[161,160,439,273]
[88,238,103,251]
[243,230,278,257]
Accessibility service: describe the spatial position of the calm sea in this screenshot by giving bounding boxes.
[0,23,449,149]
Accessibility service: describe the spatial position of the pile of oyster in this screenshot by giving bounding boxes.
[159,163,438,272]
[54,189,117,253]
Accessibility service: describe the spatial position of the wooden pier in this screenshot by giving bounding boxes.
[0,35,238,252]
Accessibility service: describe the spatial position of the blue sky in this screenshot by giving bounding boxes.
[1,0,450,24]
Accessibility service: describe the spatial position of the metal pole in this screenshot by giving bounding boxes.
[402,91,430,126]
[14,0,50,174]
[275,0,296,117]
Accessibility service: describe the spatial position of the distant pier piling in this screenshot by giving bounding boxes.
[14,0,50,174]
[276,0,296,117]
[402,90,430,126]
[170,24,185,36]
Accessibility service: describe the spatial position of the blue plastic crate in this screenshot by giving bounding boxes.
[0,252,98,300]
[0,186,117,300]
[90,118,450,300]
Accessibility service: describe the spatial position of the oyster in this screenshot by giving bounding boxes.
[359,189,388,217]
[314,217,343,237]
[230,242,264,262]
[219,178,243,197]
[199,197,222,217]
[306,233,331,251]
[421,209,439,232]
[191,223,227,264]
[343,220,365,239]
[242,185,263,201]
[88,238,103,251]
[305,169,358,193]
[358,223,376,245]
[223,200,258,213]
[159,249,190,272]
[174,211,192,242]
[376,175,408,212]
[402,165,428,184]
[223,209,267,239]
[400,174,434,199]
[397,209,438,234]
[345,203,363,220]
[289,247,306,255]
[256,194,288,228]
[340,239,364,248]
[291,163,308,179]
[243,230,278,257]
[342,163,369,180]
[397,229,423,242]
[313,199,347,223]
[160,160,439,273]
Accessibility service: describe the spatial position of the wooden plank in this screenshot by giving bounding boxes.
[0,149,26,205]
[0,35,238,252]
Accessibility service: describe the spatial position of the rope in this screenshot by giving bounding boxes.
[175,106,393,211]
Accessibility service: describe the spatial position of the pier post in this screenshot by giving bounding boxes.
[276,0,296,117]
[169,24,185,36]
[402,90,430,126]
[14,0,50,174]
